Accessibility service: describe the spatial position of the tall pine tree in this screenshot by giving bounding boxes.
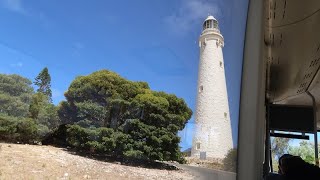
[34,67,52,102]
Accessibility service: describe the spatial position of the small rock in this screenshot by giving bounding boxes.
[83,174,91,179]
[64,173,68,177]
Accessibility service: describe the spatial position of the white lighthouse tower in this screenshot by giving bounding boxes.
[191,16,233,160]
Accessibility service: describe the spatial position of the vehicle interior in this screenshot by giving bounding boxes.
[238,0,320,179]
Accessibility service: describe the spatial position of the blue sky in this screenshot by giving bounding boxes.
[0,0,249,150]
[273,131,320,147]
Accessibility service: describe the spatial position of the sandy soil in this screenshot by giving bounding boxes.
[0,143,193,180]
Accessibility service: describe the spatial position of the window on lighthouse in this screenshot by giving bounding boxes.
[203,20,214,30]
[196,143,201,150]
[199,85,204,92]
[213,20,219,29]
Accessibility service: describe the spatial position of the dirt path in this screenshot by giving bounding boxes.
[0,143,193,180]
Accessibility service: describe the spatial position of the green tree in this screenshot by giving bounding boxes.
[29,92,60,129]
[37,103,60,129]
[0,73,55,143]
[0,113,40,143]
[29,92,48,119]
[57,70,192,162]
[223,148,237,172]
[34,67,52,102]
[0,113,19,141]
[271,137,291,158]
[288,141,320,164]
[271,137,291,171]
[31,68,60,130]
[0,74,33,117]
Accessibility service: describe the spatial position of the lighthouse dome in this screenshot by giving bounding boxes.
[202,15,219,32]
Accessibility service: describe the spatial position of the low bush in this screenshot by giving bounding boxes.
[0,113,42,144]
[222,148,237,172]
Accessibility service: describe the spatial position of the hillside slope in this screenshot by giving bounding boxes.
[0,143,193,180]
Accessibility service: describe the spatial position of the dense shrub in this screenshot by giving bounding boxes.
[41,124,68,146]
[0,73,59,144]
[223,148,237,172]
[56,70,192,163]
[16,118,38,143]
[0,70,192,163]
[0,114,18,141]
[0,113,40,143]
[61,121,187,163]
[0,74,33,117]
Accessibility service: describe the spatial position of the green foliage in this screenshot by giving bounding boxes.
[288,141,320,164]
[0,113,18,141]
[124,150,145,159]
[34,67,52,102]
[57,70,192,162]
[0,74,33,117]
[37,103,60,129]
[64,122,185,163]
[58,70,192,130]
[271,138,320,170]
[74,101,109,127]
[29,93,48,119]
[135,93,169,109]
[75,120,93,128]
[0,73,58,143]
[16,118,38,143]
[271,137,291,171]
[223,148,237,172]
[41,124,68,146]
[57,101,77,124]
[271,137,291,158]
[37,124,50,138]
[0,113,40,143]
[29,92,60,129]
[0,69,191,163]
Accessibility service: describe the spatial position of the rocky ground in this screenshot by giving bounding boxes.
[185,157,224,170]
[0,143,194,180]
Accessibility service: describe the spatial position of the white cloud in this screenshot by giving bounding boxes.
[10,62,23,67]
[1,0,26,14]
[1,0,53,29]
[164,0,221,35]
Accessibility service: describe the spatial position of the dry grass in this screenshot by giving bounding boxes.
[0,143,193,180]
[185,157,224,170]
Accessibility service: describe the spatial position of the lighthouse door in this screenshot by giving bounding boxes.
[200,151,207,160]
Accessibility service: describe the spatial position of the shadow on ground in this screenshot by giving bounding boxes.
[62,147,179,170]
[41,124,178,171]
